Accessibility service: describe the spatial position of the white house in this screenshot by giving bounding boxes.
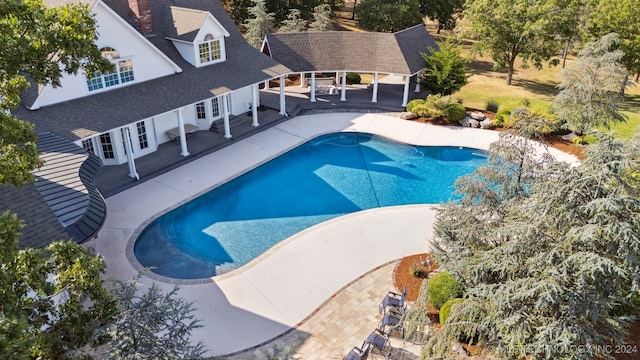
[16,0,290,178]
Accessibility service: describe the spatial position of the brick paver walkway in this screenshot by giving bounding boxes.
[225,262,422,360]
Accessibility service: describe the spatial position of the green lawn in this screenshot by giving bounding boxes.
[455,54,640,139]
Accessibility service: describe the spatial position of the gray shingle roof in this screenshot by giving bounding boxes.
[0,133,106,248]
[265,25,438,75]
[16,0,290,142]
[164,6,210,42]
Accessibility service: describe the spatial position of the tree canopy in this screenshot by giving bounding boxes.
[243,0,274,48]
[418,0,463,34]
[356,0,423,33]
[427,120,640,359]
[552,33,628,136]
[309,4,334,31]
[419,39,470,96]
[0,217,117,359]
[0,0,112,186]
[463,0,568,85]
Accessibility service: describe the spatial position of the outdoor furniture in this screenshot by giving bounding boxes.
[378,308,405,338]
[365,328,391,357]
[344,342,370,360]
[378,285,407,314]
[166,123,198,141]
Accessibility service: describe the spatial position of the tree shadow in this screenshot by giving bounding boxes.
[621,93,640,113]
[510,78,559,98]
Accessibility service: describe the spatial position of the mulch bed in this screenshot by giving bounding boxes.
[393,253,640,359]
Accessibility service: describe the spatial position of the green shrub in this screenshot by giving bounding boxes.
[346,72,361,84]
[572,134,598,145]
[494,106,513,128]
[410,264,429,279]
[486,98,499,113]
[428,272,464,310]
[412,103,434,117]
[439,298,465,324]
[445,103,467,122]
[406,99,425,113]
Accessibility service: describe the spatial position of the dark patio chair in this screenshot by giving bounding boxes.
[364,328,391,357]
[343,342,370,360]
[378,308,404,338]
[378,285,407,314]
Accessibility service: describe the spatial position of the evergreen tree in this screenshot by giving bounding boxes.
[309,4,334,32]
[107,277,206,360]
[243,0,274,48]
[279,9,307,32]
[356,0,423,33]
[552,33,628,136]
[419,39,471,96]
[427,123,640,359]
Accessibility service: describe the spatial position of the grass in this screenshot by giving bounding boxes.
[436,30,640,139]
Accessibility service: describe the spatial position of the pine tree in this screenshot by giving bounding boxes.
[552,33,628,136]
[279,9,307,32]
[309,4,334,32]
[427,126,640,359]
[107,277,206,359]
[243,0,274,48]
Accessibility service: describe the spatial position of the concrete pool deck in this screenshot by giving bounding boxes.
[94,113,579,357]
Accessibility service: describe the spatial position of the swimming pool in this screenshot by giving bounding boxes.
[134,132,486,279]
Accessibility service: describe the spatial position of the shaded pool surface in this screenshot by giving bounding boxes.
[134,132,486,279]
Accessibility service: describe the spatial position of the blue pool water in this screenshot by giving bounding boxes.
[134,132,486,279]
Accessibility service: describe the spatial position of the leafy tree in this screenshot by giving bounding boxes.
[427,122,640,359]
[588,0,640,88]
[0,217,117,359]
[243,0,274,48]
[309,4,334,32]
[463,0,567,85]
[419,39,470,95]
[356,0,423,33]
[418,0,463,34]
[278,9,307,32]
[0,0,112,186]
[107,277,206,359]
[224,0,253,26]
[552,33,628,136]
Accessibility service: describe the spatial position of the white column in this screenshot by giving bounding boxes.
[414,78,421,93]
[222,94,232,139]
[264,80,269,90]
[340,71,347,102]
[402,75,410,107]
[299,72,306,87]
[310,72,316,102]
[279,76,287,116]
[251,85,259,127]
[371,72,379,103]
[176,108,190,157]
[124,127,139,180]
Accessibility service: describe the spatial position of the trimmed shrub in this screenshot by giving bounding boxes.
[494,106,513,128]
[406,99,425,113]
[486,98,499,113]
[428,271,463,310]
[412,103,434,117]
[445,103,467,122]
[439,298,465,324]
[346,72,361,84]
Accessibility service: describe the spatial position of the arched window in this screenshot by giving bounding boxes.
[87,47,135,91]
[198,34,222,64]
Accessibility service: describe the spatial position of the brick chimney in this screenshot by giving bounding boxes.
[128,0,153,34]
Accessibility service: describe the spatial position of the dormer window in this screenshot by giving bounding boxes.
[198,34,222,64]
[87,47,135,92]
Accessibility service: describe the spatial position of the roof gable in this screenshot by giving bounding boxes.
[165,6,229,43]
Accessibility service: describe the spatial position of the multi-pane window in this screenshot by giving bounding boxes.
[196,102,206,119]
[82,139,95,154]
[198,34,222,64]
[87,47,135,91]
[120,128,128,156]
[99,133,114,159]
[136,121,148,149]
[211,97,220,118]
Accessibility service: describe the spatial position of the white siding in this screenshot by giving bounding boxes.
[230,87,253,115]
[30,2,180,109]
